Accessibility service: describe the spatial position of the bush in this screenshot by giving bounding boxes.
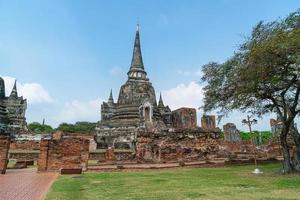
[56,121,96,133]
[28,122,54,134]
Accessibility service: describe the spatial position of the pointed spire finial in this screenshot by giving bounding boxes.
[10,79,18,98]
[158,92,164,107]
[127,24,147,80]
[108,89,114,104]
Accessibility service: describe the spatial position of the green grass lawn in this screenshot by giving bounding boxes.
[46,163,300,200]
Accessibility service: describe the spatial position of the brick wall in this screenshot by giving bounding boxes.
[0,136,10,174]
[9,151,39,161]
[38,137,89,172]
[201,115,216,129]
[171,108,197,129]
[136,130,220,162]
[10,140,40,150]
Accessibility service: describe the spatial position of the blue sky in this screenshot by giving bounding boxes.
[0,0,299,130]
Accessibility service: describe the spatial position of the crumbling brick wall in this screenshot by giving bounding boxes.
[171,108,197,129]
[136,129,220,162]
[38,137,89,172]
[0,136,10,174]
[9,151,39,161]
[201,115,216,129]
[10,140,40,150]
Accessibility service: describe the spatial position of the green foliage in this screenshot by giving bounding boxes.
[239,131,273,144]
[201,10,300,120]
[28,122,54,134]
[56,121,96,133]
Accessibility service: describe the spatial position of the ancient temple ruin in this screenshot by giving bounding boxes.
[96,27,199,149]
[0,77,28,135]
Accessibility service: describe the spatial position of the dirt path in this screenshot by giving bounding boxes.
[0,168,57,200]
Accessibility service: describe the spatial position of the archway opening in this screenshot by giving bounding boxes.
[144,107,150,122]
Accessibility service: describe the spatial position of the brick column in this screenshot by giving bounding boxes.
[38,139,49,172]
[0,136,10,174]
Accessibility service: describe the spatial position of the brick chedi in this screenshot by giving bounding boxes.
[96,26,174,149]
[0,77,28,135]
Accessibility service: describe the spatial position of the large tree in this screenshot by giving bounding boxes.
[201,10,300,173]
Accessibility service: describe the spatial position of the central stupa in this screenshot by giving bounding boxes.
[96,26,172,149]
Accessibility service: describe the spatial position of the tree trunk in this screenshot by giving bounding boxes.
[280,124,293,174]
[290,123,300,172]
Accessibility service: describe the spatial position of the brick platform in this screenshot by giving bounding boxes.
[0,168,57,200]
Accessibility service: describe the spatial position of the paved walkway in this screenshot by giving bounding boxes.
[0,168,57,200]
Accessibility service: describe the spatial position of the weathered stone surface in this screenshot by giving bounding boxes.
[201,115,216,129]
[0,136,10,174]
[223,123,242,142]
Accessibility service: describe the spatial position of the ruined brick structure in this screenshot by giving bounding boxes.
[223,123,242,142]
[171,108,197,129]
[136,129,220,162]
[10,140,40,150]
[0,77,28,135]
[38,135,89,172]
[0,136,10,174]
[201,115,216,129]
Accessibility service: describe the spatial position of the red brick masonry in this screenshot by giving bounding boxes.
[38,137,89,172]
[0,136,10,174]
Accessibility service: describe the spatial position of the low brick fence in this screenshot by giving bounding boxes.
[9,150,40,161]
[10,140,40,151]
[38,137,90,172]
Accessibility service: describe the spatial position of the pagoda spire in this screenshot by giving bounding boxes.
[158,93,164,107]
[10,80,18,98]
[127,24,147,80]
[108,89,114,104]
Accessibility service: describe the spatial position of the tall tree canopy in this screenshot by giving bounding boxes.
[201,10,300,173]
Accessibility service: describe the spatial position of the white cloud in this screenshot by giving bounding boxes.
[2,76,53,104]
[162,81,204,110]
[161,81,277,131]
[56,99,102,123]
[109,66,123,76]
